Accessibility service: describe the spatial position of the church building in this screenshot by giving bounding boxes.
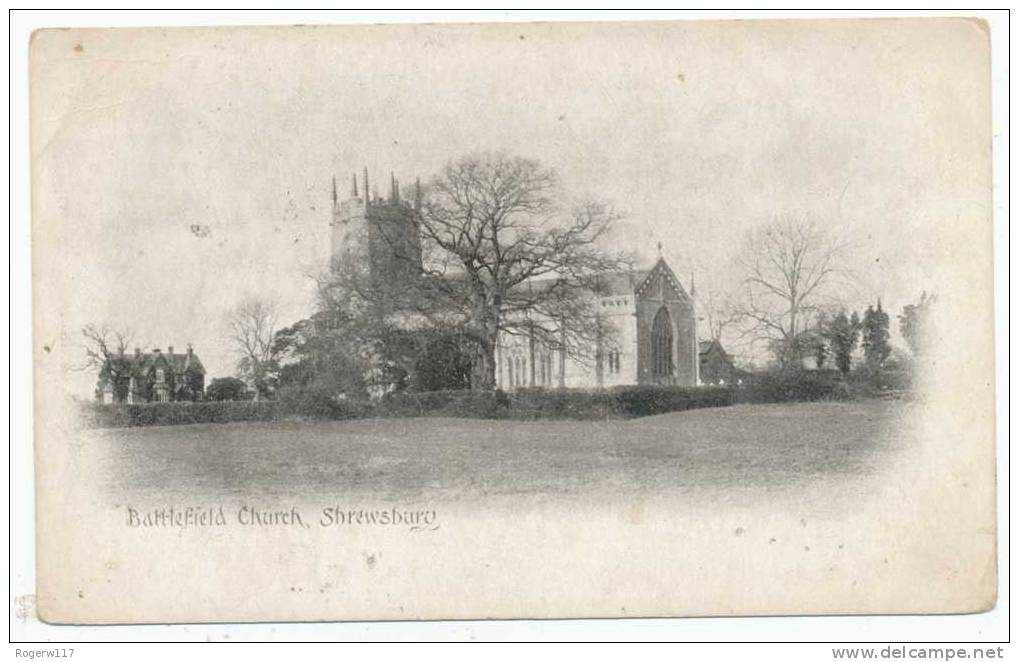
[329,169,700,392]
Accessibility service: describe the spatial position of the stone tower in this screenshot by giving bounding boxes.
[330,168,423,290]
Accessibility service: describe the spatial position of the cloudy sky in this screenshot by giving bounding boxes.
[31,19,990,392]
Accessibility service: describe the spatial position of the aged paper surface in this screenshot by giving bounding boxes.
[31,19,995,624]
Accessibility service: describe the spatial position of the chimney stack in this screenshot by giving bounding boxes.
[168,345,174,356]
[134,347,141,357]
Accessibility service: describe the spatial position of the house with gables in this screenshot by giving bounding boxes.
[698,339,746,386]
[96,345,206,404]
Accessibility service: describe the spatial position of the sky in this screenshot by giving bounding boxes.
[30,19,990,394]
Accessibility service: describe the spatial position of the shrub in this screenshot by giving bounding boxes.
[510,388,619,419]
[734,370,849,403]
[378,389,510,419]
[205,377,249,401]
[610,384,734,417]
[845,366,914,397]
[275,384,372,420]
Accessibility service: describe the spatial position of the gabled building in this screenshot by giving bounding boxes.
[495,257,700,390]
[698,339,745,386]
[96,346,206,404]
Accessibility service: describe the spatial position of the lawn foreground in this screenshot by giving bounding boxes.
[94,400,911,505]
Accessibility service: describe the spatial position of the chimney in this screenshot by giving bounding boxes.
[168,345,174,356]
[134,347,141,357]
[153,348,161,354]
[186,344,193,356]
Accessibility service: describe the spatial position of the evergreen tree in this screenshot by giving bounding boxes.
[898,292,936,357]
[861,300,892,369]
[809,314,829,369]
[825,310,860,376]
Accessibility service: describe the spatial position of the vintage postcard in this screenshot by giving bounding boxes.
[30,18,996,624]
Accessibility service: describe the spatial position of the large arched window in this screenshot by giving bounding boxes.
[651,307,673,377]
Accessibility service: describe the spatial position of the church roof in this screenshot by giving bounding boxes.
[506,259,690,300]
[597,270,651,295]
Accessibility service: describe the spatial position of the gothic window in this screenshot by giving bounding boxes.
[651,307,673,377]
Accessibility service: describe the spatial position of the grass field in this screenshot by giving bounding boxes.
[93,400,912,505]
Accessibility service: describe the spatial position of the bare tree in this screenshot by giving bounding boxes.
[700,288,739,344]
[732,217,845,369]
[226,296,280,400]
[79,324,133,369]
[379,153,628,389]
[77,324,136,400]
[321,153,629,390]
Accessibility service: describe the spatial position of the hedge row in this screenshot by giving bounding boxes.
[376,385,734,421]
[734,370,850,404]
[86,373,876,428]
[510,385,735,419]
[377,389,511,419]
[81,400,281,428]
[82,384,736,427]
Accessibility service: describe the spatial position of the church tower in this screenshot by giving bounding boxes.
[330,168,423,291]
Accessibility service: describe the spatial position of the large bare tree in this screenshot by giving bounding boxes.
[324,152,629,390]
[226,296,280,400]
[732,217,845,369]
[79,324,136,399]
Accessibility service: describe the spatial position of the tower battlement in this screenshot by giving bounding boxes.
[330,168,423,290]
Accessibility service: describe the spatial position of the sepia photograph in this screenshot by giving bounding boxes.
[20,12,1001,636]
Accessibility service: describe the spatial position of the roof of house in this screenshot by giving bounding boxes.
[699,339,731,359]
[103,348,206,379]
